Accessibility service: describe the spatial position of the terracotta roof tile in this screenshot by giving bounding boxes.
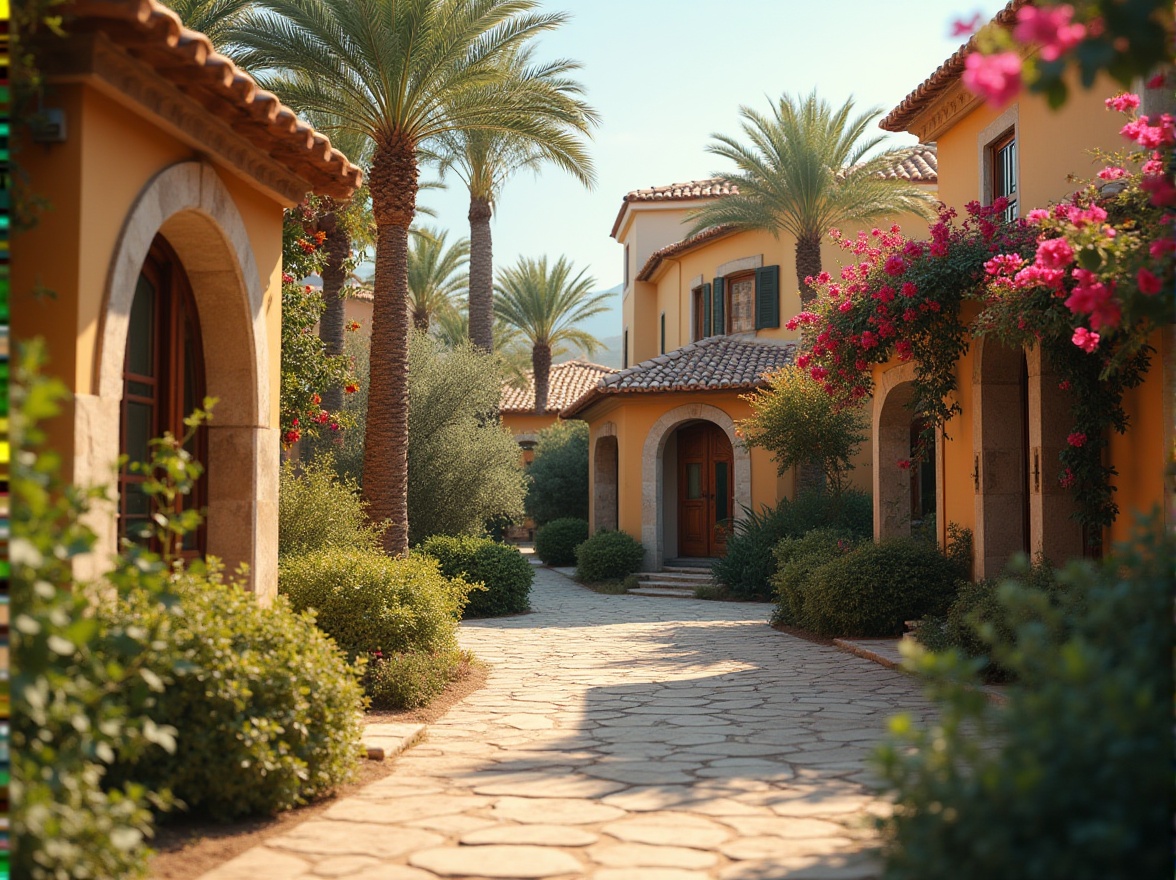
[562,337,797,417]
[501,360,618,414]
[63,0,364,199]
[636,147,936,282]
[880,0,1028,133]
[610,179,738,238]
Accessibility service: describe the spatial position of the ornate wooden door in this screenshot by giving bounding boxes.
[677,423,734,558]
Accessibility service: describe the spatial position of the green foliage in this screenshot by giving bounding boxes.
[712,489,872,599]
[305,333,368,483]
[365,649,468,710]
[800,538,961,637]
[534,517,589,566]
[279,548,471,662]
[875,516,1172,879]
[278,455,382,557]
[99,567,365,821]
[419,535,534,618]
[575,530,645,584]
[739,366,868,494]
[525,420,589,524]
[11,344,172,880]
[771,528,863,626]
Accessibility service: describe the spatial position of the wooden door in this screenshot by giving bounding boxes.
[677,423,734,558]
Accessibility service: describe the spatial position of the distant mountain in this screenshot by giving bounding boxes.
[577,283,624,340]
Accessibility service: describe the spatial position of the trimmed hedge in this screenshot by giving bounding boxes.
[800,538,962,636]
[534,517,589,566]
[419,535,534,618]
[366,649,468,710]
[99,567,365,821]
[575,530,645,584]
[279,548,471,661]
[771,528,862,626]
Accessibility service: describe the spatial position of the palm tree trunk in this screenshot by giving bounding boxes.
[412,307,430,332]
[319,209,350,413]
[795,232,823,307]
[532,341,552,415]
[468,195,494,352]
[364,140,419,556]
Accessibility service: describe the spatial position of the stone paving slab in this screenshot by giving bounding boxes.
[362,722,426,761]
[193,563,937,880]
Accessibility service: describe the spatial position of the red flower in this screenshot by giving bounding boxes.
[291,417,299,427]
[896,459,911,470]
[1067,432,1087,448]
[311,393,322,405]
[1136,268,1162,295]
[284,429,301,444]
[345,383,360,394]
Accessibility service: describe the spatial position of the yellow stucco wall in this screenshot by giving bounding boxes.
[502,412,561,440]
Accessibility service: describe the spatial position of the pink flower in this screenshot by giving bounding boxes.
[810,366,829,381]
[1058,380,1071,391]
[896,459,911,471]
[951,13,983,37]
[1065,204,1108,227]
[896,340,913,361]
[1137,268,1162,295]
[1141,172,1176,207]
[1013,4,1085,61]
[281,272,294,284]
[1121,116,1176,149]
[1097,166,1127,181]
[1059,468,1077,488]
[1026,208,1051,223]
[962,51,1023,105]
[785,317,800,331]
[796,353,811,369]
[985,253,1026,276]
[1067,432,1087,447]
[1141,156,1163,175]
[1104,93,1140,113]
[903,308,918,322]
[1035,238,1075,270]
[1149,238,1176,258]
[1066,269,1120,329]
[900,282,918,297]
[1071,327,1101,353]
[859,330,878,350]
[838,300,853,313]
[884,255,907,276]
[1146,73,1165,89]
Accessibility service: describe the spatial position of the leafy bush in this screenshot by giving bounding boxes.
[771,528,862,626]
[279,548,471,661]
[99,567,365,821]
[875,516,1172,879]
[801,538,961,637]
[279,454,382,556]
[366,649,469,710]
[534,517,589,566]
[525,420,589,524]
[575,530,645,583]
[419,535,534,618]
[308,332,527,542]
[713,489,872,599]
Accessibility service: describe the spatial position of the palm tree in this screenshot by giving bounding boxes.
[687,91,937,305]
[162,0,255,45]
[494,255,609,414]
[435,47,598,352]
[407,227,469,331]
[232,0,590,555]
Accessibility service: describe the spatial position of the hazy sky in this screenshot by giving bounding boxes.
[416,1,1006,338]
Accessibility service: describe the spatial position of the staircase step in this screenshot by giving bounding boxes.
[663,564,715,574]
[629,586,698,598]
[637,579,710,589]
[635,572,711,585]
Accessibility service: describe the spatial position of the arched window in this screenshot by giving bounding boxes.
[119,236,207,557]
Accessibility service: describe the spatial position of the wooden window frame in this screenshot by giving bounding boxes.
[724,270,756,334]
[990,129,1018,221]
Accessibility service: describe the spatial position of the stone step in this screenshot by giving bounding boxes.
[628,586,699,598]
[663,562,715,573]
[637,578,711,589]
[635,572,711,585]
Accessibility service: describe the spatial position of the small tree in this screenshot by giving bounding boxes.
[525,420,589,524]
[738,365,867,496]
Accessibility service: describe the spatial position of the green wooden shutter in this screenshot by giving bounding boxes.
[702,282,712,336]
[712,277,725,335]
[755,265,780,329]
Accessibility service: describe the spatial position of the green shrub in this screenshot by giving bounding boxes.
[279,455,382,557]
[875,516,1172,879]
[99,567,365,821]
[534,517,589,566]
[525,420,589,524]
[279,548,471,661]
[575,530,645,583]
[771,528,862,626]
[801,538,961,637]
[419,535,534,618]
[713,489,872,599]
[365,649,468,710]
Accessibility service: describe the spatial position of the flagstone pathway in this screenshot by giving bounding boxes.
[195,566,937,880]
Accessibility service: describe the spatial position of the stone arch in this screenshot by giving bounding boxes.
[641,403,750,570]
[88,160,276,600]
[874,364,918,541]
[972,335,1030,579]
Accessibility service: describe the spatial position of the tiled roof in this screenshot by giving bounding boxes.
[610,179,738,238]
[501,360,618,414]
[563,337,798,417]
[636,147,937,282]
[880,0,1028,133]
[64,0,364,200]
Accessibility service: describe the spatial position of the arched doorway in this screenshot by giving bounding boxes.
[973,337,1031,578]
[874,363,939,542]
[119,235,207,558]
[675,422,733,558]
[593,433,619,532]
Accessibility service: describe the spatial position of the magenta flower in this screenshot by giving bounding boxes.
[962,51,1023,105]
[1104,93,1141,113]
[1097,166,1127,181]
[1067,432,1087,448]
[1136,268,1162,296]
[1071,327,1101,353]
[884,255,907,276]
[1035,238,1075,270]
[1013,4,1085,61]
[950,13,983,37]
[1026,208,1051,224]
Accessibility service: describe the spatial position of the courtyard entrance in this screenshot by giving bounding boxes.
[677,421,734,558]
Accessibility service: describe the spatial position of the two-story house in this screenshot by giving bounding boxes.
[565,154,938,571]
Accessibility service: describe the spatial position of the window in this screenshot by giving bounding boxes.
[623,244,630,289]
[692,286,705,341]
[660,312,665,354]
[623,329,629,368]
[726,272,755,333]
[991,129,1018,221]
[119,236,207,557]
[909,420,936,526]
